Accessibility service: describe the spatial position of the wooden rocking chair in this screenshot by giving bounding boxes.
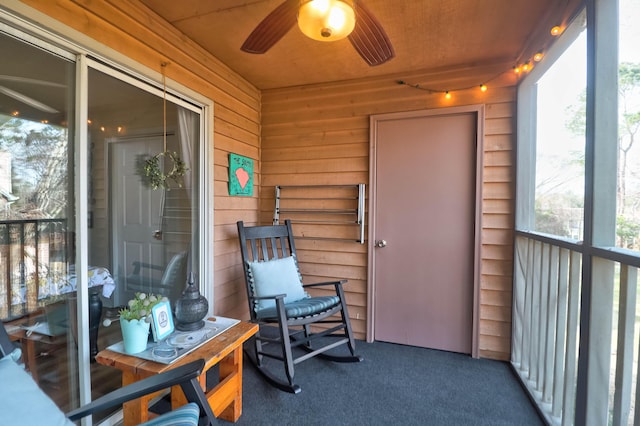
[237,220,362,393]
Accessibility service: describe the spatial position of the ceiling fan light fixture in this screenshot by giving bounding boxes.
[297,0,356,42]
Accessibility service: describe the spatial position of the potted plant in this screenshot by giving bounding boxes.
[110,292,167,354]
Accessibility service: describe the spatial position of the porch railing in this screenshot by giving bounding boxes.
[0,218,68,320]
[513,234,640,425]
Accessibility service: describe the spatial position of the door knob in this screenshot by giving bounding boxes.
[375,239,387,248]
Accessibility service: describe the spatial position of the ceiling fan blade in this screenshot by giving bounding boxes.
[348,2,395,66]
[0,75,66,88]
[0,85,59,113]
[241,0,299,54]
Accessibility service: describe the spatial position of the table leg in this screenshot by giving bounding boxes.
[217,346,243,422]
[88,290,102,360]
[173,346,244,422]
[23,338,39,383]
[121,370,148,426]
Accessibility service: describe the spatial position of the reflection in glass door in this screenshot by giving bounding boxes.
[0,30,80,410]
[87,64,200,307]
[0,26,202,424]
[87,64,200,422]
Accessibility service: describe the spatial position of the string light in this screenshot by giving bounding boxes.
[512,61,534,74]
[4,112,125,131]
[87,118,128,135]
[87,123,128,135]
[397,72,495,99]
[398,21,561,98]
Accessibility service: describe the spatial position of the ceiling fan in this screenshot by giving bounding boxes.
[241,0,395,66]
[0,75,62,114]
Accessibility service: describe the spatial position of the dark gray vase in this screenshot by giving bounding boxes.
[174,272,208,331]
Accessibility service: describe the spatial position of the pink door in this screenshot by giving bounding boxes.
[372,109,478,354]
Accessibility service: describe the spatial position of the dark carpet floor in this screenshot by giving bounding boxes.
[205,340,544,426]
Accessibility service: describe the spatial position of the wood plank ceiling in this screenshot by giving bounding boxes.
[139,0,579,90]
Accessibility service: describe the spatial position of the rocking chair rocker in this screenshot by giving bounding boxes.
[237,220,363,394]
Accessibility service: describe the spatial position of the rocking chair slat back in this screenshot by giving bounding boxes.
[239,222,296,263]
[238,221,298,320]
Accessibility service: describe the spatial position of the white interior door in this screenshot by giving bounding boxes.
[371,109,479,354]
[110,137,164,306]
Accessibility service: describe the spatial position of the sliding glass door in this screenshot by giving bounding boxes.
[87,63,200,311]
[0,28,80,410]
[0,21,205,424]
[86,65,201,422]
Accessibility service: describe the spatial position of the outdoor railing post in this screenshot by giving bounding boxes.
[0,218,67,321]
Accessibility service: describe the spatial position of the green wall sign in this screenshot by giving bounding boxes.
[229,153,254,196]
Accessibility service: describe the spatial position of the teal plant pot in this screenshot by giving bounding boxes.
[120,318,150,354]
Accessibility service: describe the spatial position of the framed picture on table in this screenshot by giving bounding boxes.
[151,300,175,341]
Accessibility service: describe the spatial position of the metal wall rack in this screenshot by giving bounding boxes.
[273,184,365,244]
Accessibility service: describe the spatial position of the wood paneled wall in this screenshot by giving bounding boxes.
[11,0,260,319]
[261,66,517,360]
[10,0,516,360]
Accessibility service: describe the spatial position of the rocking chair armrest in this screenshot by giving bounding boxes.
[302,279,348,289]
[131,260,165,274]
[251,294,287,301]
[66,359,205,421]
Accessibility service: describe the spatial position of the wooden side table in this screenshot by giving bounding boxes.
[4,317,68,384]
[95,320,258,426]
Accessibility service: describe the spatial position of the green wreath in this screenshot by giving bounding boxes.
[143,151,188,190]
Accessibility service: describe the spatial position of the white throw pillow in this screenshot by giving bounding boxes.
[0,355,73,425]
[248,256,308,311]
